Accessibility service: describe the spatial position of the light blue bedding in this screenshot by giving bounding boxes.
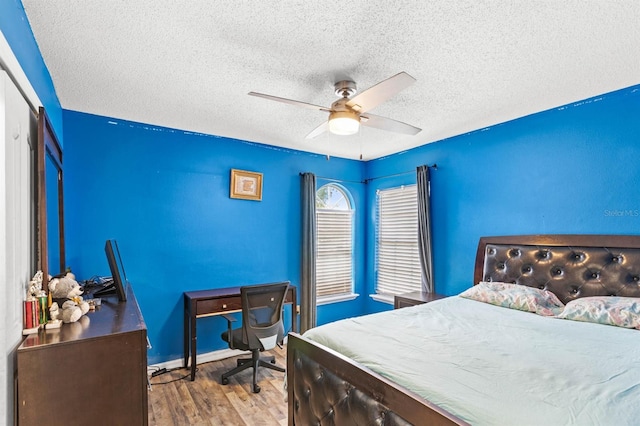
[303,296,640,425]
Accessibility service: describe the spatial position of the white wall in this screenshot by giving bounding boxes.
[0,70,36,426]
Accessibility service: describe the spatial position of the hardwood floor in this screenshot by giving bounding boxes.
[148,346,288,425]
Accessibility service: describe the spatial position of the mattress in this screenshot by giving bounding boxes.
[303,296,640,425]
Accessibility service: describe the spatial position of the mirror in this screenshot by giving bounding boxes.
[37,107,65,291]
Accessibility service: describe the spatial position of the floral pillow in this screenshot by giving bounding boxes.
[556,296,640,329]
[459,281,565,316]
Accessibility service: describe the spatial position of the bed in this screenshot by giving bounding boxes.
[286,235,640,425]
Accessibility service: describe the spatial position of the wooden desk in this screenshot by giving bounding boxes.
[184,284,297,380]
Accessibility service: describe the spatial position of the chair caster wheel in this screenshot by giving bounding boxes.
[252,385,261,393]
[221,377,229,385]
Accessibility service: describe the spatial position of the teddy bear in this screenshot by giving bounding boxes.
[48,272,90,324]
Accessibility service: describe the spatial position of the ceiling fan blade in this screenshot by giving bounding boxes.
[305,121,329,139]
[360,113,421,136]
[248,92,331,112]
[346,72,416,113]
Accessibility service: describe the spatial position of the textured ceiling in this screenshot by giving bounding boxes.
[22,1,640,160]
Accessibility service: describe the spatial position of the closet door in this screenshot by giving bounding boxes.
[0,69,37,425]
[1,70,36,332]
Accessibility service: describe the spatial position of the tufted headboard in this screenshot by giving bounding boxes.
[473,235,640,304]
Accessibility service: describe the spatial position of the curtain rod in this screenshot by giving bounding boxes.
[300,163,437,185]
[317,176,366,184]
[299,173,365,184]
[364,163,437,184]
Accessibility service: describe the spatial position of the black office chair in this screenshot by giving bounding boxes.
[220,281,289,393]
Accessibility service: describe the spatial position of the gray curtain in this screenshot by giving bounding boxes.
[417,165,434,293]
[300,172,317,333]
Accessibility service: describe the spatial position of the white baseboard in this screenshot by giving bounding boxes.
[147,348,250,374]
[147,336,289,375]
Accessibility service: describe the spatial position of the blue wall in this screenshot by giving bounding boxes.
[364,85,640,310]
[63,84,640,363]
[0,0,63,140]
[62,111,367,363]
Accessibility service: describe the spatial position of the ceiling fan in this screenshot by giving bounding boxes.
[248,72,421,139]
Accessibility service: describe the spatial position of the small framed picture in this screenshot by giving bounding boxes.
[230,169,263,201]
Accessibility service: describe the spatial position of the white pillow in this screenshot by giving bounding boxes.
[556,296,640,329]
[459,281,565,316]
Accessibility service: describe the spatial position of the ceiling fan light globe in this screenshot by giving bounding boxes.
[328,112,360,136]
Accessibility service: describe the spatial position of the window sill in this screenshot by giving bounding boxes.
[317,293,359,306]
[369,294,394,305]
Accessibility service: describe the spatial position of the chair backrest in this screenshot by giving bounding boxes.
[240,281,289,351]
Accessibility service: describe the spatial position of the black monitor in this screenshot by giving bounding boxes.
[94,239,128,301]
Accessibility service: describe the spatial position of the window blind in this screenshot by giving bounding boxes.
[316,209,354,297]
[376,185,421,295]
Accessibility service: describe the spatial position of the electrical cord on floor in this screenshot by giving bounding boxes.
[148,367,195,386]
[147,366,163,375]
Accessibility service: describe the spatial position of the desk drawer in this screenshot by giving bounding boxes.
[196,297,241,315]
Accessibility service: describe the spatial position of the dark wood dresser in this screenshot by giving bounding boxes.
[17,285,148,425]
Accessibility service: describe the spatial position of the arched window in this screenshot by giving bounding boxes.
[315,184,354,300]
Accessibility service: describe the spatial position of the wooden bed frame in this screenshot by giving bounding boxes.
[287,234,640,425]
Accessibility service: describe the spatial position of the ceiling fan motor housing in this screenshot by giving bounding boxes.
[334,80,357,98]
